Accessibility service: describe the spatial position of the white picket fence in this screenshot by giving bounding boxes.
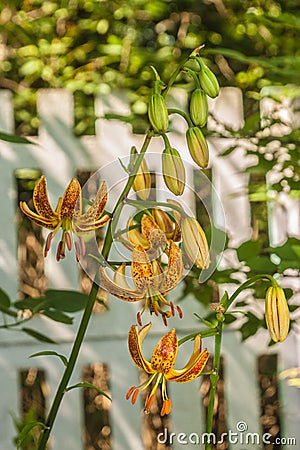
[0,87,299,450]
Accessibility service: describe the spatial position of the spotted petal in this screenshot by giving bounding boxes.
[99,265,145,302]
[166,341,209,383]
[150,329,178,375]
[132,245,154,291]
[33,176,57,221]
[141,215,166,249]
[159,241,183,293]
[128,323,154,373]
[58,178,81,220]
[19,201,58,230]
[74,181,109,232]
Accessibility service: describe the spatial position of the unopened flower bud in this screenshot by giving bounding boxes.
[197,59,220,98]
[186,127,209,168]
[162,147,185,196]
[190,88,208,127]
[133,158,151,200]
[148,93,169,133]
[265,286,290,343]
[181,217,210,269]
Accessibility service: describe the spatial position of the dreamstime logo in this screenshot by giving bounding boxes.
[157,422,297,446]
[77,153,227,288]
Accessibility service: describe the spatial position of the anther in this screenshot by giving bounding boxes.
[170,301,175,316]
[176,305,183,318]
[65,231,72,251]
[137,311,143,326]
[44,232,53,257]
[131,389,139,405]
[126,386,136,400]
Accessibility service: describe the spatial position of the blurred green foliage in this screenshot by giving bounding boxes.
[0,0,300,134]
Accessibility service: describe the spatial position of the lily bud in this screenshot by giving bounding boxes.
[152,208,174,238]
[197,59,220,98]
[190,88,208,127]
[133,158,151,200]
[265,286,290,343]
[186,127,209,168]
[148,93,169,133]
[181,217,210,269]
[162,147,185,196]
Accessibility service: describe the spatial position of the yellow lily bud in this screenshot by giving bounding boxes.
[133,158,151,200]
[186,127,209,169]
[148,93,169,133]
[190,88,208,127]
[181,217,210,269]
[152,208,174,238]
[162,147,186,196]
[265,286,290,343]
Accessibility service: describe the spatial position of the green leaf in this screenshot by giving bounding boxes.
[44,289,89,312]
[224,313,237,325]
[22,327,57,344]
[16,422,48,449]
[29,351,68,367]
[43,309,73,324]
[65,382,112,401]
[0,289,11,308]
[240,313,262,341]
[0,132,32,144]
[236,240,262,261]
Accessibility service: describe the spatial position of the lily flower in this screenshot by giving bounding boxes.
[126,322,210,416]
[99,240,183,325]
[20,176,110,261]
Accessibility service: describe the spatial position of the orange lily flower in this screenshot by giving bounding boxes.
[20,176,110,261]
[126,322,210,415]
[99,240,183,325]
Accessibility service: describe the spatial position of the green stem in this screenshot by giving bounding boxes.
[38,281,99,449]
[126,199,187,217]
[178,328,218,346]
[167,108,193,127]
[222,274,276,311]
[205,321,223,450]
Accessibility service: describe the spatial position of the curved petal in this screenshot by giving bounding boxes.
[128,323,154,373]
[33,176,57,221]
[20,201,58,230]
[150,329,178,375]
[74,213,110,232]
[159,241,183,293]
[127,218,150,249]
[59,178,81,220]
[166,347,209,383]
[99,266,145,302]
[77,181,108,224]
[132,245,154,291]
[141,215,159,239]
[141,215,166,249]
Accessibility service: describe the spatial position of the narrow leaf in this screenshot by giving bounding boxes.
[22,327,57,344]
[0,132,32,144]
[16,422,49,449]
[43,309,73,324]
[29,351,68,367]
[66,382,111,401]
